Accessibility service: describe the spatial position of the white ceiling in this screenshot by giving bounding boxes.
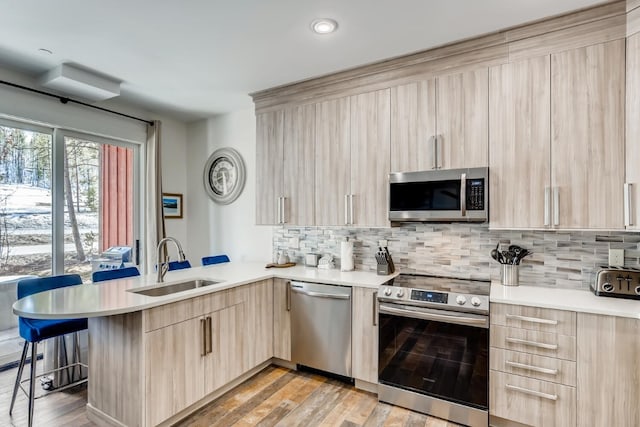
[0,0,605,122]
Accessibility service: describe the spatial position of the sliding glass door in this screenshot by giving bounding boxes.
[0,120,141,367]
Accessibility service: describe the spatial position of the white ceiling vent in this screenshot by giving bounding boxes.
[40,63,121,102]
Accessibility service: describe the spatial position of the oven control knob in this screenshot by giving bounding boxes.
[471,297,482,307]
[384,287,392,297]
[635,285,640,295]
[456,295,467,305]
[396,289,405,298]
[602,283,614,292]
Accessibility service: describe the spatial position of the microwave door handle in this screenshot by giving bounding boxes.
[460,172,467,217]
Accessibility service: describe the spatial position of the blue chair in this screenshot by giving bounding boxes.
[201,255,230,266]
[10,274,88,427]
[168,260,192,271]
[92,266,140,283]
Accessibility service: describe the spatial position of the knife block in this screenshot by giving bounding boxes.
[377,263,392,275]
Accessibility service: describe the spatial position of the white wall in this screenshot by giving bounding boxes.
[186,108,272,264]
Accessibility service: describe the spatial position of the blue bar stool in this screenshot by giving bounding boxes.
[9,274,88,427]
[168,260,191,271]
[92,266,140,283]
[202,255,230,266]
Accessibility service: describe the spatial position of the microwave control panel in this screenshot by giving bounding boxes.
[466,179,485,210]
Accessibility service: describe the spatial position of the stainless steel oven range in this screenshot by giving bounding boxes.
[378,274,490,427]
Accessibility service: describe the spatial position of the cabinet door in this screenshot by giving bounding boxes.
[390,79,437,172]
[437,68,489,169]
[350,89,390,227]
[273,278,291,361]
[315,97,351,226]
[551,40,625,229]
[256,110,284,225]
[283,104,315,225]
[207,304,245,392]
[626,33,640,229]
[352,287,378,383]
[577,313,640,426]
[145,317,206,426]
[489,56,551,228]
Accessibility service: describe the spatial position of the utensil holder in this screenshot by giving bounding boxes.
[501,264,519,286]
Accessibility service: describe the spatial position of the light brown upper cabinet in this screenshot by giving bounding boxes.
[256,110,284,225]
[350,89,391,227]
[283,104,315,225]
[391,68,488,172]
[489,56,551,229]
[551,40,625,229]
[256,106,315,225]
[315,97,351,226]
[490,40,625,229]
[626,33,640,230]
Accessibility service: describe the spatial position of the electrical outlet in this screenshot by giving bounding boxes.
[379,240,388,248]
[289,237,299,249]
[609,249,625,267]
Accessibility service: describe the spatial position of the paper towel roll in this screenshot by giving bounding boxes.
[341,239,354,271]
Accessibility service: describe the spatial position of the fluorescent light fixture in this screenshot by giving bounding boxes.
[311,18,338,34]
[40,63,121,102]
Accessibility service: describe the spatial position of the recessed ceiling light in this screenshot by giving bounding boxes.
[38,48,53,55]
[311,18,338,35]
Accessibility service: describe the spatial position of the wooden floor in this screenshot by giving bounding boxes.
[0,364,460,427]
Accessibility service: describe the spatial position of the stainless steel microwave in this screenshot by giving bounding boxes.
[389,167,488,222]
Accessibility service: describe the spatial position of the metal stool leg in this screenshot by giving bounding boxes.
[28,341,37,427]
[9,341,29,415]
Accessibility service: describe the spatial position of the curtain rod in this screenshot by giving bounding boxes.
[0,79,154,126]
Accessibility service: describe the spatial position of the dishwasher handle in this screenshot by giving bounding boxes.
[290,287,350,300]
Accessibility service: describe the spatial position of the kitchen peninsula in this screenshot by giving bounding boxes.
[13,262,395,427]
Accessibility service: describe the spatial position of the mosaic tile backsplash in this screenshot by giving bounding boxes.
[273,224,640,290]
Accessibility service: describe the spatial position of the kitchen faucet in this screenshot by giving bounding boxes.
[156,237,186,283]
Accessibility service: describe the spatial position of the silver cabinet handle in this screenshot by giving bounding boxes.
[349,194,354,225]
[505,384,558,401]
[373,291,378,326]
[625,183,633,227]
[505,313,558,325]
[281,196,286,224]
[200,318,206,357]
[460,173,467,217]
[553,187,559,226]
[431,135,437,170]
[286,281,291,312]
[544,187,550,226]
[506,337,558,350]
[276,197,281,225]
[205,316,212,354]
[436,134,443,169]
[344,194,349,225]
[505,360,558,375]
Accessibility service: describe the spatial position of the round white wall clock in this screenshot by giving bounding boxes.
[203,147,246,205]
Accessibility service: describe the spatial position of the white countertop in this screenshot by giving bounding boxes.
[491,281,640,319]
[12,262,398,320]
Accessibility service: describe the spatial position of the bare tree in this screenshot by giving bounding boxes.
[64,141,86,261]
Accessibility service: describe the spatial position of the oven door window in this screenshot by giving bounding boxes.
[390,180,461,211]
[378,313,488,409]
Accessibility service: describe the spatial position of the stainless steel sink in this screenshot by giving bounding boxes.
[131,279,220,297]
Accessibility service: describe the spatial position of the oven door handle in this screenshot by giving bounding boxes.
[379,303,488,328]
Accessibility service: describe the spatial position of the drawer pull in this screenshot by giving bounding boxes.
[506,360,558,375]
[506,337,558,350]
[506,384,558,401]
[505,314,558,325]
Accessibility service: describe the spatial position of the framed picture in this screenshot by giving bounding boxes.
[162,193,183,219]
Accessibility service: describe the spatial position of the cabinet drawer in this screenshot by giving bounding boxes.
[491,325,576,361]
[144,290,227,332]
[490,370,576,427]
[490,348,576,386]
[491,303,576,336]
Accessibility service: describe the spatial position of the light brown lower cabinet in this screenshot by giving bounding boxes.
[273,278,291,361]
[351,287,378,384]
[87,279,273,427]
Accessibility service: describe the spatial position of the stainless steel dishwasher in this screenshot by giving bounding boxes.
[290,281,352,377]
